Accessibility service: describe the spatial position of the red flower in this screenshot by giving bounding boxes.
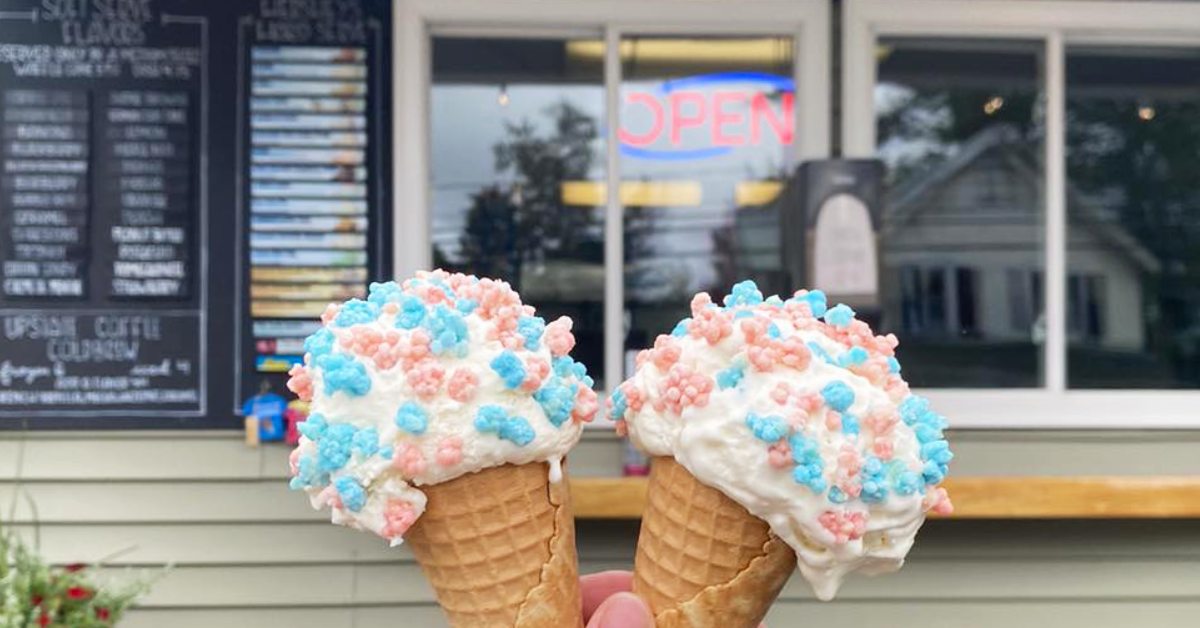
[30,594,43,606]
[66,586,92,600]
[95,607,111,620]
[37,612,50,627]
[64,562,86,572]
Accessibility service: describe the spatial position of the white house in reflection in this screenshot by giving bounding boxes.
[880,124,1158,351]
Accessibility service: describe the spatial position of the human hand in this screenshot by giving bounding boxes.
[581,570,652,628]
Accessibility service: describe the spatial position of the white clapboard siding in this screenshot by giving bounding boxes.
[4,430,1200,628]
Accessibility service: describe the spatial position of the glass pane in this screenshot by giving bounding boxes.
[875,38,1045,388]
[430,36,606,388]
[1065,46,1200,389]
[619,36,796,360]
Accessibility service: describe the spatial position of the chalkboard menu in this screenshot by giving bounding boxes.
[0,0,391,429]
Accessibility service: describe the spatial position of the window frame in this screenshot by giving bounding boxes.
[395,0,831,399]
[844,0,1200,428]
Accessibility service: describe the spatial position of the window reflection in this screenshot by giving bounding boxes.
[1066,46,1200,388]
[619,36,797,360]
[876,38,1045,388]
[430,36,606,387]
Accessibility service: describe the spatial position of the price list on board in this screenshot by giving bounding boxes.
[247,45,371,374]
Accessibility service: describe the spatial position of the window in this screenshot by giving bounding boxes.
[429,35,607,387]
[618,36,798,361]
[875,38,1044,388]
[845,0,1200,426]
[1066,46,1200,389]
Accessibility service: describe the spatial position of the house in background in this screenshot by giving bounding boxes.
[881,124,1159,353]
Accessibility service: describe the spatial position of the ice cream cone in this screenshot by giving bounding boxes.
[405,460,582,628]
[633,457,796,628]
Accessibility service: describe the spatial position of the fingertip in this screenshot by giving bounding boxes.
[585,591,653,628]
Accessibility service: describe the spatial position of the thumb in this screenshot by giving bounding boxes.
[585,591,653,628]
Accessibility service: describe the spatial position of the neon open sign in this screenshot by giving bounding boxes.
[619,71,795,161]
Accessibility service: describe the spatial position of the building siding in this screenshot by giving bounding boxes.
[3,430,1199,627]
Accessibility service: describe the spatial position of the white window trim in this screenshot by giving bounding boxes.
[395,0,831,399]
[844,0,1200,428]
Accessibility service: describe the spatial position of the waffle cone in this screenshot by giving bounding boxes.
[633,457,796,628]
[405,461,582,627]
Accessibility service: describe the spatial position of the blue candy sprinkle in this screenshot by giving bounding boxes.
[289,455,328,490]
[767,323,782,339]
[608,387,628,421]
[716,364,745,390]
[426,305,470,356]
[396,294,427,329]
[317,422,356,472]
[491,350,526,389]
[840,413,860,436]
[367,281,403,305]
[351,426,379,456]
[474,405,535,446]
[456,298,478,314]
[304,328,336,359]
[797,290,827,317]
[893,469,922,496]
[839,346,869,367]
[335,476,367,512]
[746,412,789,442]
[807,341,835,365]
[824,303,856,328]
[821,381,856,412]
[298,413,328,440]
[733,309,755,320]
[723,280,764,307]
[316,353,371,397]
[553,356,594,388]
[533,375,577,427]
[860,456,888,503]
[765,295,784,307]
[395,401,429,435]
[670,319,691,337]
[517,315,546,350]
[887,356,901,374]
[334,299,380,327]
[828,486,848,504]
[789,433,826,493]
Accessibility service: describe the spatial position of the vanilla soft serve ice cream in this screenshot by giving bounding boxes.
[611,280,953,600]
[285,270,598,544]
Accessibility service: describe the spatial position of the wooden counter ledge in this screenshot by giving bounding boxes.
[569,476,1200,520]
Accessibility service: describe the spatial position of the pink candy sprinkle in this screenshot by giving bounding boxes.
[824,409,842,432]
[797,392,823,413]
[746,342,781,372]
[873,439,895,460]
[770,382,792,405]
[522,355,551,392]
[924,486,954,515]
[767,440,792,469]
[818,510,868,544]
[316,486,341,509]
[381,499,419,539]
[435,437,463,467]
[447,368,479,403]
[572,386,600,423]
[654,364,714,415]
[406,360,444,400]
[624,384,645,412]
[287,364,313,402]
[688,293,733,345]
[543,317,576,357]
[320,303,340,325]
[650,335,682,370]
[614,419,628,437]
[776,336,811,370]
[288,448,301,475]
[397,329,432,369]
[393,442,427,477]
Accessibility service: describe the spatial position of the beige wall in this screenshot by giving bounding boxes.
[3,429,1199,627]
